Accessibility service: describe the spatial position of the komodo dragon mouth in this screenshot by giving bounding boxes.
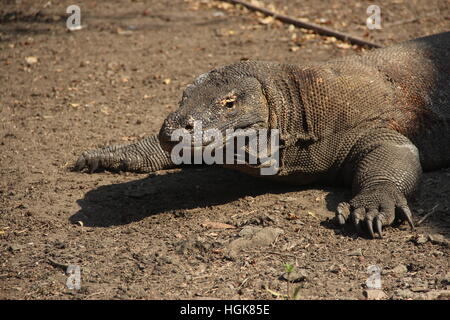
[158,119,267,155]
[158,119,278,171]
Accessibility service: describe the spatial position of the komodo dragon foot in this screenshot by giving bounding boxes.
[335,185,415,238]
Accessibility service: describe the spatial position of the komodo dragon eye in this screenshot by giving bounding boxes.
[220,96,237,109]
[225,101,235,109]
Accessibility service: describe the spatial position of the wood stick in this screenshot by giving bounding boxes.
[417,204,439,226]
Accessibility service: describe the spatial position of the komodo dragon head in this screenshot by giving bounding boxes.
[158,61,273,157]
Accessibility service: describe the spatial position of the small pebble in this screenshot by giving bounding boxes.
[391,264,408,274]
[364,289,387,300]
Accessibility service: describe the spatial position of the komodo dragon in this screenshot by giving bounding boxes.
[75,32,450,238]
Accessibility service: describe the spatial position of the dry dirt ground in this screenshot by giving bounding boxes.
[0,0,449,300]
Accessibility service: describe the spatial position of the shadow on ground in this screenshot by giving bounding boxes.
[72,166,450,239]
[71,167,296,227]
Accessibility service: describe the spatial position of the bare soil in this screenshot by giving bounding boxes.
[0,0,449,300]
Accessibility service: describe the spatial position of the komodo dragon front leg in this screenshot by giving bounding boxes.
[336,128,420,238]
[74,134,176,173]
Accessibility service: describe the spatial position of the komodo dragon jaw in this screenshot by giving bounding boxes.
[74,32,450,239]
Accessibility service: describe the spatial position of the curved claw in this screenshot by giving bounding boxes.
[353,218,363,235]
[398,206,415,230]
[352,208,366,234]
[366,219,375,239]
[374,217,383,238]
[336,214,346,226]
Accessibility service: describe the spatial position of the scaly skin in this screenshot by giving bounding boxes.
[75,134,175,173]
[75,32,450,238]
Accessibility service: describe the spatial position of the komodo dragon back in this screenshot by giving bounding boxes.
[270,32,450,177]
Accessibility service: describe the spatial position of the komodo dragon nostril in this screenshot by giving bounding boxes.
[185,116,195,130]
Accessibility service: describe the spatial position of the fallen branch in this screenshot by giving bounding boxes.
[47,257,69,271]
[416,204,439,226]
[222,0,382,48]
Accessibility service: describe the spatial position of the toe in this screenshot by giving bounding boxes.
[88,158,99,173]
[378,204,396,227]
[364,209,379,239]
[74,155,86,171]
[351,207,366,234]
[335,202,350,226]
[374,216,383,238]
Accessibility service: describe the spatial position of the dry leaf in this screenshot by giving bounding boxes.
[287,213,300,220]
[100,106,110,115]
[259,16,275,25]
[121,136,138,141]
[117,28,133,36]
[25,56,38,65]
[336,42,352,49]
[306,211,318,219]
[302,34,317,41]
